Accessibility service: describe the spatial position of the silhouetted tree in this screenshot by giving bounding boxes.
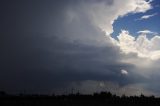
[0,91,160,106]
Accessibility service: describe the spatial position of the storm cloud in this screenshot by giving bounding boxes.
[1,0,159,96]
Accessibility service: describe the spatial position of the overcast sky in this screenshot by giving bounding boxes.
[0,0,160,96]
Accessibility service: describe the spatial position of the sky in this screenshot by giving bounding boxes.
[0,0,160,96]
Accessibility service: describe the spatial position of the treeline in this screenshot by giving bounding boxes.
[0,91,160,105]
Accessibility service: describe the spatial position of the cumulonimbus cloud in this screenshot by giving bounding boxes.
[2,0,160,96]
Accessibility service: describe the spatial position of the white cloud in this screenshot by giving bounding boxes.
[121,69,128,75]
[116,30,160,60]
[137,30,157,34]
[139,13,157,20]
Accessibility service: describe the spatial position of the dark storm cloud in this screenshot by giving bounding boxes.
[0,0,147,94]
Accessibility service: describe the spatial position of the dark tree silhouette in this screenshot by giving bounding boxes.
[0,91,160,106]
